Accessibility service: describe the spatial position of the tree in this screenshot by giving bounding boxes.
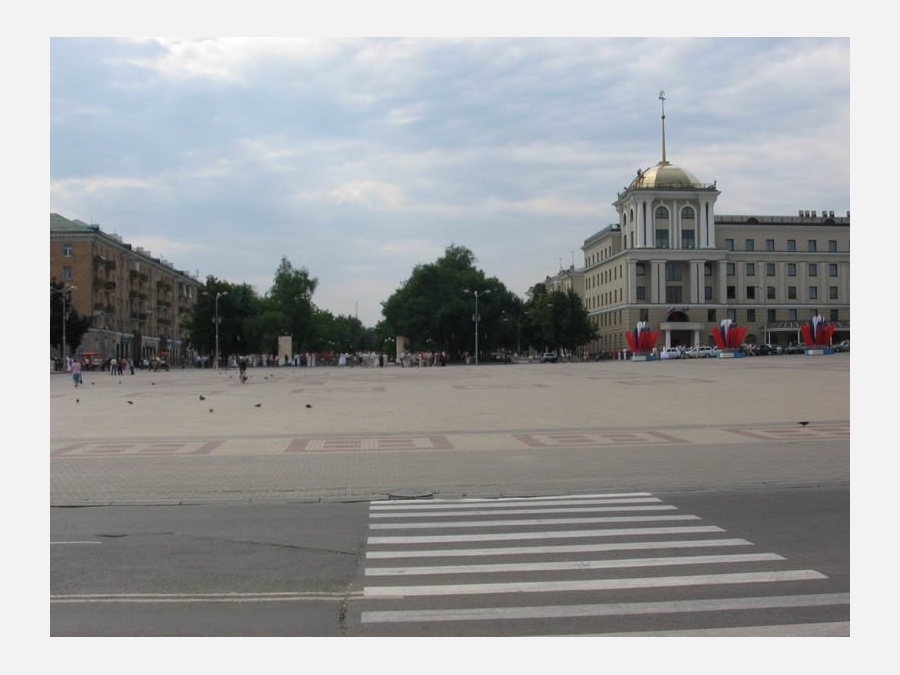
[50,280,91,357]
[522,285,596,356]
[188,277,262,357]
[381,245,523,361]
[265,256,318,352]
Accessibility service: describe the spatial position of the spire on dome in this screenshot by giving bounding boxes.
[659,90,668,165]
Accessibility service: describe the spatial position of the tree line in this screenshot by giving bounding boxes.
[52,247,597,361]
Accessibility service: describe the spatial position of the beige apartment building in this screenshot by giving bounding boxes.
[50,213,202,366]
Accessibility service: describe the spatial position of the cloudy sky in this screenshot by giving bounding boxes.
[49,37,850,327]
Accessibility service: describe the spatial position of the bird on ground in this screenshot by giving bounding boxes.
[798,421,810,426]
[209,408,214,413]
[255,403,262,407]
[199,395,206,401]
[151,382,156,386]
[76,399,79,403]
[127,401,134,405]
[305,404,312,409]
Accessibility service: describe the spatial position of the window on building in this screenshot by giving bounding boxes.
[666,287,683,303]
[656,229,669,248]
[636,262,645,276]
[809,286,818,300]
[809,263,818,277]
[766,263,776,276]
[727,308,736,322]
[787,263,796,277]
[63,266,73,280]
[705,285,713,300]
[727,263,735,276]
[787,239,796,252]
[639,308,649,322]
[62,244,73,257]
[745,239,755,251]
[830,309,839,321]
[788,309,798,321]
[682,206,695,219]
[655,206,669,219]
[767,285,776,301]
[829,263,838,277]
[808,240,817,252]
[829,286,839,300]
[746,263,755,276]
[636,286,646,300]
[725,239,734,251]
[681,230,695,249]
[747,309,756,323]
[707,308,716,322]
[828,240,838,253]
[665,263,683,281]
[746,286,757,300]
[704,263,713,277]
[767,309,776,324]
[766,239,775,251]
[788,286,797,300]
[727,286,736,300]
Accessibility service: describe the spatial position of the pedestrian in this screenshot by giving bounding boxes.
[72,359,82,387]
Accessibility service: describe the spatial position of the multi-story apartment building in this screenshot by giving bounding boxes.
[550,111,850,356]
[50,213,202,365]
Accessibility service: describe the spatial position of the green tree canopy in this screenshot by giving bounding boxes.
[522,285,596,356]
[50,280,91,357]
[381,245,524,361]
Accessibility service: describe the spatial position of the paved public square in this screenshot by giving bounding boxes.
[49,355,850,505]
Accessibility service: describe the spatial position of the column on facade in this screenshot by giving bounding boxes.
[635,200,646,248]
[717,260,728,305]
[690,260,705,305]
[626,259,637,304]
[649,259,665,304]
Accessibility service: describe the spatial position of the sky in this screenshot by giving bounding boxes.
[48,36,851,328]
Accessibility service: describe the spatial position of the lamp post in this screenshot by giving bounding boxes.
[204,291,228,370]
[51,284,76,362]
[463,288,491,365]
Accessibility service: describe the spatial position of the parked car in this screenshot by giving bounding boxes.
[659,347,683,359]
[747,343,780,356]
[685,345,718,358]
[540,352,558,363]
[834,340,850,352]
[784,343,805,355]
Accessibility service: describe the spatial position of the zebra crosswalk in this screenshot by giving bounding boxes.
[354,492,849,636]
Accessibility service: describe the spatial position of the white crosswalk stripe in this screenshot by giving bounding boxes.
[356,492,849,636]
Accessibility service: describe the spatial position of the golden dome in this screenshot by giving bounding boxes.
[629,161,701,190]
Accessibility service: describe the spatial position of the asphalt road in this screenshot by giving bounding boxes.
[50,484,848,637]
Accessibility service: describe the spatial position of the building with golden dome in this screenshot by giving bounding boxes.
[555,94,850,355]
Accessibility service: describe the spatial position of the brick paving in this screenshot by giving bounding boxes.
[50,355,850,505]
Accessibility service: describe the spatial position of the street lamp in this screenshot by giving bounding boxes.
[204,291,228,370]
[51,284,76,361]
[463,288,491,365]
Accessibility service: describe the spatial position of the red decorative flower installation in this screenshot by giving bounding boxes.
[800,316,836,347]
[625,321,659,354]
[711,319,747,350]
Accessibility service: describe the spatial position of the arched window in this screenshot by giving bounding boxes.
[655,206,669,220]
[681,206,695,219]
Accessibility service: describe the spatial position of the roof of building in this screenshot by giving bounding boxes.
[628,161,702,190]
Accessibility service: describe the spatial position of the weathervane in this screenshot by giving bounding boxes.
[659,90,667,164]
